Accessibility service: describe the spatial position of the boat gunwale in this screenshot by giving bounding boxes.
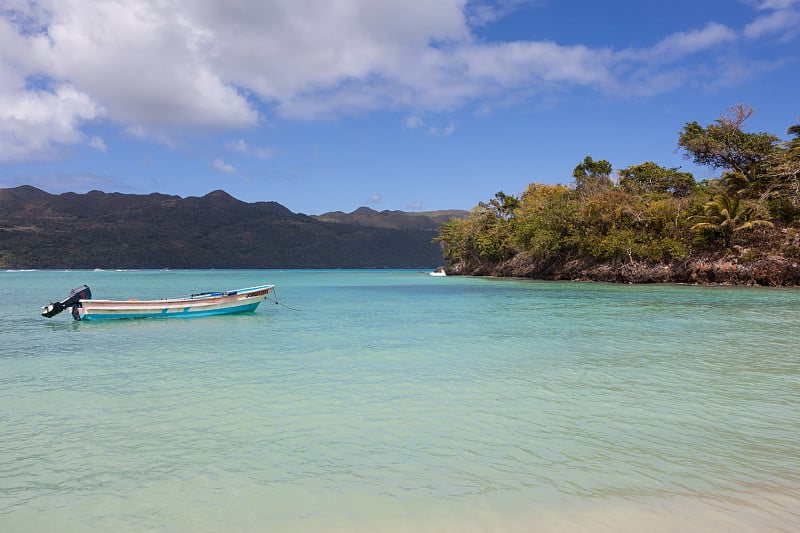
[80,284,274,305]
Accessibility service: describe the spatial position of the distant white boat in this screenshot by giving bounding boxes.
[429,270,446,277]
[42,284,274,321]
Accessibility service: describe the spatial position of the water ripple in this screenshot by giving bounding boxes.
[2,271,799,531]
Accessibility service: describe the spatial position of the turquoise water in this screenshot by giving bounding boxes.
[2,269,799,532]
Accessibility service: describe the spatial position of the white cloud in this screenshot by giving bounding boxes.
[0,0,257,161]
[255,147,276,159]
[644,22,737,62]
[200,0,468,105]
[465,0,543,27]
[0,80,104,161]
[225,138,276,159]
[212,158,236,173]
[405,115,424,129]
[368,193,382,204]
[0,0,796,162]
[407,199,424,210]
[744,2,800,39]
[89,136,106,151]
[44,1,259,134]
[755,0,799,10]
[226,138,249,153]
[428,122,456,136]
[455,41,613,89]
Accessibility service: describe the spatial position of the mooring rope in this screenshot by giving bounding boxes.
[268,288,301,311]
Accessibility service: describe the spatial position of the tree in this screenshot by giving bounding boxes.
[435,192,521,264]
[783,122,800,194]
[473,192,520,261]
[515,183,578,258]
[767,122,800,213]
[482,191,520,221]
[786,123,800,143]
[690,193,772,247]
[435,217,474,263]
[618,162,695,197]
[572,156,613,197]
[678,105,779,197]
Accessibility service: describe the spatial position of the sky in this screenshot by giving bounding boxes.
[1,0,798,215]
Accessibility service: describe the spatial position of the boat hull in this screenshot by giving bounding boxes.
[77,285,274,320]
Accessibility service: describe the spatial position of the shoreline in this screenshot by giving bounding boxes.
[443,253,800,287]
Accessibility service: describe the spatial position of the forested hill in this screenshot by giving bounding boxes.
[436,106,800,286]
[0,186,466,269]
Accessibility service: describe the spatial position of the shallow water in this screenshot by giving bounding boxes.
[2,270,799,531]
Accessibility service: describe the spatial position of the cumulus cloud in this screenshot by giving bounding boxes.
[225,138,276,159]
[212,158,236,173]
[0,0,796,162]
[226,138,249,153]
[0,82,104,161]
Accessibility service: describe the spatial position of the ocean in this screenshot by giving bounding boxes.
[2,269,799,531]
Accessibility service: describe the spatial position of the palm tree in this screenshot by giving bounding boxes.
[768,123,800,207]
[691,193,773,247]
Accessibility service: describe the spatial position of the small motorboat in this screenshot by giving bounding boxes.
[42,284,274,320]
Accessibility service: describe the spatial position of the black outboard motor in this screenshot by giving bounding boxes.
[42,285,92,319]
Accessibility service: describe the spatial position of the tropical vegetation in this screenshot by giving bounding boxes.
[436,105,800,284]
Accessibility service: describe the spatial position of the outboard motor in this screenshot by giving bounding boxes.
[42,285,92,319]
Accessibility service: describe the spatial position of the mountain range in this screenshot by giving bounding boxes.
[0,186,467,269]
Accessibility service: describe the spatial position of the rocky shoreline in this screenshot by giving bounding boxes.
[444,253,800,286]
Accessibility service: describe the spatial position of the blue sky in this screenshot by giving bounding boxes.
[1,0,798,215]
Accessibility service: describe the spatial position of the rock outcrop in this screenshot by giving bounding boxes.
[445,252,800,286]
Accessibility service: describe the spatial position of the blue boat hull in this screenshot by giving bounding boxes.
[81,300,263,320]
